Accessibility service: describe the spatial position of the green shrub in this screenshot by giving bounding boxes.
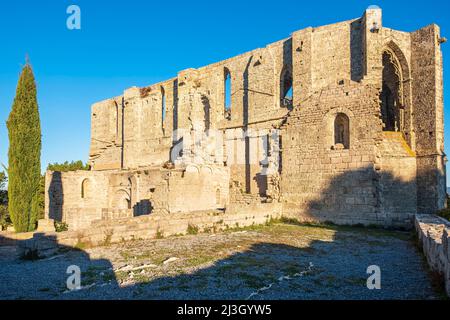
[0,205,11,230]
[155,229,164,239]
[187,224,199,235]
[0,171,7,202]
[0,172,9,230]
[54,221,69,232]
[47,160,90,172]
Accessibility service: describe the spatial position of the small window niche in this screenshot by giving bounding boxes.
[81,178,91,199]
[333,113,350,150]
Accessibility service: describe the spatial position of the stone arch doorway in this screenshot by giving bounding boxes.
[113,189,131,210]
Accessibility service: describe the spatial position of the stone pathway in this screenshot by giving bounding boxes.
[0,223,442,300]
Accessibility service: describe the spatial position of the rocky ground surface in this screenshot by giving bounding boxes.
[0,222,443,300]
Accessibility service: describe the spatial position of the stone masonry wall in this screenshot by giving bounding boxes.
[16,204,282,255]
[280,83,418,227]
[89,96,124,171]
[415,215,450,297]
[45,170,110,226]
[281,83,384,226]
[411,25,446,214]
[45,7,446,231]
[376,132,417,225]
[46,165,230,231]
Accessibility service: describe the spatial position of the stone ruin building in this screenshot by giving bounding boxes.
[45,7,446,233]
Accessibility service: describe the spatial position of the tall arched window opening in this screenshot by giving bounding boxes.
[224,68,231,120]
[203,96,210,132]
[128,177,133,210]
[280,66,293,109]
[381,50,403,132]
[161,86,166,126]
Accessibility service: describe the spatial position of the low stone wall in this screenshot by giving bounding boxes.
[415,214,450,297]
[101,208,134,220]
[2,202,282,258]
[0,231,34,246]
[65,207,103,231]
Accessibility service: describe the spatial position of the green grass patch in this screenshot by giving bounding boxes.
[74,240,90,250]
[54,221,69,232]
[237,272,264,289]
[187,224,199,235]
[156,229,164,239]
[185,255,215,268]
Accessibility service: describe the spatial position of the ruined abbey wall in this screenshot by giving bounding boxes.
[45,7,446,231]
[45,165,230,230]
[88,34,291,194]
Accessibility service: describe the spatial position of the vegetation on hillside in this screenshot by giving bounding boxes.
[0,171,9,229]
[47,160,90,172]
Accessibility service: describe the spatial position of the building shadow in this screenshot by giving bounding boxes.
[282,161,446,228]
[0,232,118,300]
[133,200,153,217]
[254,173,268,197]
[48,172,63,221]
[243,56,253,194]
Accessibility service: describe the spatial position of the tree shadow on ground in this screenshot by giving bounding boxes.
[0,233,118,300]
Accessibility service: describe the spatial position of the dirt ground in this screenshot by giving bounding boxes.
[0,222,443,300]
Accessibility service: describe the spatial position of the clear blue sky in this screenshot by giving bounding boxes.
[0,0,449,181]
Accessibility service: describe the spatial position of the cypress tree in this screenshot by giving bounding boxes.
[6,62,41,232]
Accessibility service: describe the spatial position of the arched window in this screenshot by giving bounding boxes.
[224,68,231,120]
[81,179,91,199]
[334,113,350,149]
[161,86,166,126]
[280,66,293,109]
[381,50,402,132]
[128,177,133,209]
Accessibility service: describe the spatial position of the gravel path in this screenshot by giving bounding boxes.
[0,223,441,300]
